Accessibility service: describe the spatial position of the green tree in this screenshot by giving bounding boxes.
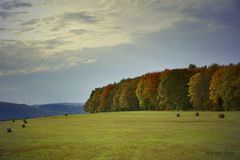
[188,73,210,110]
[158,69,195,110]
[210,65,240,110]
[188,65,220,110]
[189,64,197,69]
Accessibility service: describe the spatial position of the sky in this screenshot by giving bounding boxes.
[0,0,240,104]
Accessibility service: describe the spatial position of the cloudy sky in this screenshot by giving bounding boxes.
[0,0,239,104]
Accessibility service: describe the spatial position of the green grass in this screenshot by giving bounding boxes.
[0,111,240,160]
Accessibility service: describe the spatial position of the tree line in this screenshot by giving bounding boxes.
[84,63,240,112]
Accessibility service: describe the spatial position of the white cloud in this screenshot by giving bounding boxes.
[0,39,98,76]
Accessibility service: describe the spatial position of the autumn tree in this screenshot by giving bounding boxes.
[119,78,140,111]
[98,84,114,112]
[84,63,239,112]
[210,65,240,110]
[84,88,103,113]
[111,80,128,111]
[136,72,161,110]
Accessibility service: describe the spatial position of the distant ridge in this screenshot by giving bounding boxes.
[32,103,86,116]
[0,101,86,120]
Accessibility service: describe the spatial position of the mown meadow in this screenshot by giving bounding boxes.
[0,111,240,160]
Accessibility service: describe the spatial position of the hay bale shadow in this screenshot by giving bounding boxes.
[218,113,225,119]
[176,113,180,117]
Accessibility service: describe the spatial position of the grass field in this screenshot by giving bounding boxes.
[0,111,240,160]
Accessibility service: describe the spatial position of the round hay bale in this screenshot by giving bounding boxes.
[22,124,26,128]
[195,112,199,116]
[23,119,27,124]
[65,114,68,116]
[12,120,15,122]
[7,128,12,133]
[176,113,180,117]
[218,113,225,119]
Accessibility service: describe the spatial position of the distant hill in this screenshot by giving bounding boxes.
[32,103,86,116]
[0,101,41,120]
[0,101,85,120]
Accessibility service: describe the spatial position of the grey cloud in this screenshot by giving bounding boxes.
[15,27,34,34]
[1,0,32,10]
[0,40,43,72]
[20,18,39,26]
[0,10,27,19]
[69,29,88,35]
[0,11,13,19]
[176,0,240,28]
[139,0,240,31]
[62,11,98,23]
[45,11,99,32]
[35,38,71,50]
[0,27,5,31]
[0,40,45,75]
[0,39,96,76]
[103,0,239,30]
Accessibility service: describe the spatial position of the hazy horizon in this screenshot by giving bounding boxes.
[0,0,240,104]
